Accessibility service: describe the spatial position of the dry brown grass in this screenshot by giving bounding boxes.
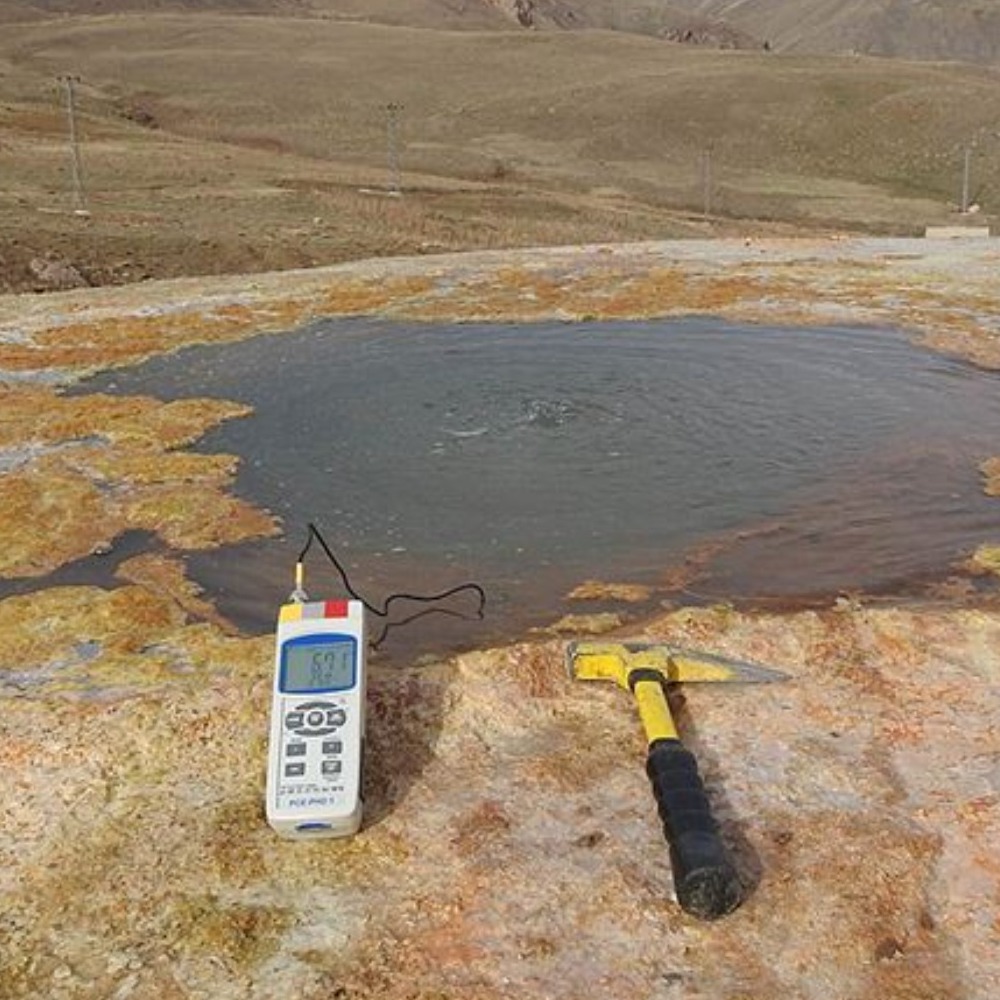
[3,13,1000,292]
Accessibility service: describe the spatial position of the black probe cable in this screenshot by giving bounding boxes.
[296,522,486,645]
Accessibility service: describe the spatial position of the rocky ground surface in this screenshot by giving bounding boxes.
[1,237,999,999]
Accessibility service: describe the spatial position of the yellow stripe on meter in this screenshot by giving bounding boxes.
[279,603,304,624]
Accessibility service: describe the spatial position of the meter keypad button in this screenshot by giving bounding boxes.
[322,740,342,755]
[289,700,341,738]
[299,700,335,713]
[286,743,307,757]
[298,724,337,737]
[322,760,342,776]
[285,762,306,777]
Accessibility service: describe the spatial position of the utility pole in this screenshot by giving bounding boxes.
[385,102,403,196]
[59,74,87,213]
[961,145,971,214]
[701,145,714,219]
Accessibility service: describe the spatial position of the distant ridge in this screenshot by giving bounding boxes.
[4,0,1000,64]
[668,0,1000,63]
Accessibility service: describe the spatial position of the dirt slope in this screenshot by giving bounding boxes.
[7,0,1000,62]
[670,0,1000,61]
[5,12,1000,294]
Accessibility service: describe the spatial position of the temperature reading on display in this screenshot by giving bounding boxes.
[282,639,355,693]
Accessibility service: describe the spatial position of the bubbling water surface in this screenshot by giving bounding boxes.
[81,318,1000,656]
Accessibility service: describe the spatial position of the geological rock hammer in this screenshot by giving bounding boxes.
[566,640,789,920]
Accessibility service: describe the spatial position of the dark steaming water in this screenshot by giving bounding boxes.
[80,317,1000,656]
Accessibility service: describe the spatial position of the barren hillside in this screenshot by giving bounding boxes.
[3,5,1000,293]
[670,0,1000,62]
[6,0,1000,62]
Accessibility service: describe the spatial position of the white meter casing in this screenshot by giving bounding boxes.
[266,599,365,839]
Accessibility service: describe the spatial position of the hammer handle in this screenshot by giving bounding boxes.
[646,738,743,920]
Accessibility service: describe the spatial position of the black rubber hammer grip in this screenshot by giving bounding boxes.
[646,738,743,919]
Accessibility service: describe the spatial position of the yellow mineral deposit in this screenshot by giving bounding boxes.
[115,553,238,634]
[970,544,1000,577]
[566,580,654,602]
[970,460,1000,577]
[0,387,252,450]
[543,611,626,635]
[0,387,277,576]
[981,456,1000,496]
[0,464,110,576]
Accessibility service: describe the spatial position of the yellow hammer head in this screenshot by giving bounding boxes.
[567,641,789,686]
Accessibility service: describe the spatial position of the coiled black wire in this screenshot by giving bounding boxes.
[296,522,486,649]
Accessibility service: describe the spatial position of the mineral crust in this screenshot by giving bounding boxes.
[1,238,999,999]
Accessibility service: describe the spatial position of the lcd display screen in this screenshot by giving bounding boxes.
[281,637,356,693]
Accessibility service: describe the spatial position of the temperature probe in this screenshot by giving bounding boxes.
[266,598,365,838]
[265,522,485,839]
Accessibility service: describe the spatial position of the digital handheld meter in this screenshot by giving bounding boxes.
[266,599,365,839]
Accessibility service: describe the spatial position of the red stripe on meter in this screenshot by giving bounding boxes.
[324,600,349,618]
